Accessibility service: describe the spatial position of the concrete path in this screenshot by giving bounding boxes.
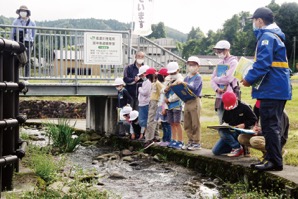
[25,118,298,185]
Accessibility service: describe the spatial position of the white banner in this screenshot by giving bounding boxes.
[133,0,154,36]
[84,32,122,65]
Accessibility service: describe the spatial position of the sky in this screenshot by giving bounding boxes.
[0,0,297,34]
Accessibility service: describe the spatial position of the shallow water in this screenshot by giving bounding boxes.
[67,145,220,199]
[22,127,220,199]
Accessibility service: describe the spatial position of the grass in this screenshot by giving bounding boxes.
[44,118,80,153]
[20,75,298,166]
[24,145,62,183]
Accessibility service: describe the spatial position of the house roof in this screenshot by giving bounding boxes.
[196,55,254,66]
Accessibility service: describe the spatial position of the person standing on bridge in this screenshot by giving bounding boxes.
[11,5,36,82]
[242,7,292,171]
[123,51,146,110]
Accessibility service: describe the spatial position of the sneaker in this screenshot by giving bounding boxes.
[187,143,202,151]
[144,140,155,149]
[227,147,244,157]
[171,141,184,150]
[167,140,177,148]
[159,141,170,147]
[181,142,192,150]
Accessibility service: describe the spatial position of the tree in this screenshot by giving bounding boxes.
[187,27,205,41]
[275,2,298,69]
[148,22,166,39]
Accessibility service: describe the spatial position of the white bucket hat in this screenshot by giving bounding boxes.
[121,106,132,116]
[187,56,200,65]
[129,110,139,121]
[167,62,179,73]
[137,65,150,76]
[114,77,125,86]
[213,40,231,49]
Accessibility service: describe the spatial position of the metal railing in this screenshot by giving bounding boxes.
[0,38,27,194]
[0,24,186,84]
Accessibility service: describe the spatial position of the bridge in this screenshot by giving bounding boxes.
[0,24,187,134]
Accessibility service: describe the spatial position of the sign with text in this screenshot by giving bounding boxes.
[133,0,154,36]
[84,32,122,65]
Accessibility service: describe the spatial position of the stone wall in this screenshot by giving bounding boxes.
[20,100,86,119]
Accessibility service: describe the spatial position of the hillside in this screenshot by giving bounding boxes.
[0,16,187,42]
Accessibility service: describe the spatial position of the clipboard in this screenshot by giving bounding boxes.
[170,83,197,102]
[207,125,256,135]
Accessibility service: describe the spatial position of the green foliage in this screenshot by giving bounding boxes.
[187,27,205,41]
[148,22,166,39]
[165,26,187,42]
[20,132,30,140]
[275,2,298,69]
[220,181,292,199]
[26,145,62,183]
[45,118,80,153]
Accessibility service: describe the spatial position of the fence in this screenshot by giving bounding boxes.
[0,25,186,84]
[0,38,27,194]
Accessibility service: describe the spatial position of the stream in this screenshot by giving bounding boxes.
[22,126,221,199]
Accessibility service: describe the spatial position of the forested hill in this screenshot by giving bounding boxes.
[0,16,187,42]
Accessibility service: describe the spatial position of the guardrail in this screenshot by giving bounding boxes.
[0,25,186,84]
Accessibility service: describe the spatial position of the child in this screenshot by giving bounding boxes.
[212,92,257,157]
[129,110,141,140]
[164,62,184,150]
[210,40,239,124]
[143,67,164,149]
[181,56,203,150]
[155,68,172,147]
[137,65,151,141]
[114,78,133,136]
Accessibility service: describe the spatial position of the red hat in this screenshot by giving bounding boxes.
[158,68,168,76]
[222,91,237,110]
[146,67,156,75]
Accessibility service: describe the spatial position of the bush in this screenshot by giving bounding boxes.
[45,118,80,153]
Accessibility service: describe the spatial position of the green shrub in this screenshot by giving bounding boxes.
[45,118,80,153]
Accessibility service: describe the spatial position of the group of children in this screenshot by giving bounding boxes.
[115,56,203,150]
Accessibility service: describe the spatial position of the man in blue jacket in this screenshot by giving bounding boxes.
[242,7,292,171]
[123,51,145,110]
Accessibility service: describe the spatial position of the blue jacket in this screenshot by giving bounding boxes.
[244,23,292,100]
[10,17,36,42]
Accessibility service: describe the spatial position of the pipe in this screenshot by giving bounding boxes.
[0,38,26,54]
[0,155,18,167]
[15,140,27,159]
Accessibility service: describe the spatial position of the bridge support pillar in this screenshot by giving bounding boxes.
[86,96,118,135]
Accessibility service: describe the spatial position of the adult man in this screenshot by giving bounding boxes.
[212,91,257,157]
[242,7,292,171]
[11,5,36,80]
[123,51,145,110]
[238,110,289,161]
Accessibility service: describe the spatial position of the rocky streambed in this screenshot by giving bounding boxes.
[20,126,221,199]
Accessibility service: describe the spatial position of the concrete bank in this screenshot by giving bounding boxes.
[25,119,298,198]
